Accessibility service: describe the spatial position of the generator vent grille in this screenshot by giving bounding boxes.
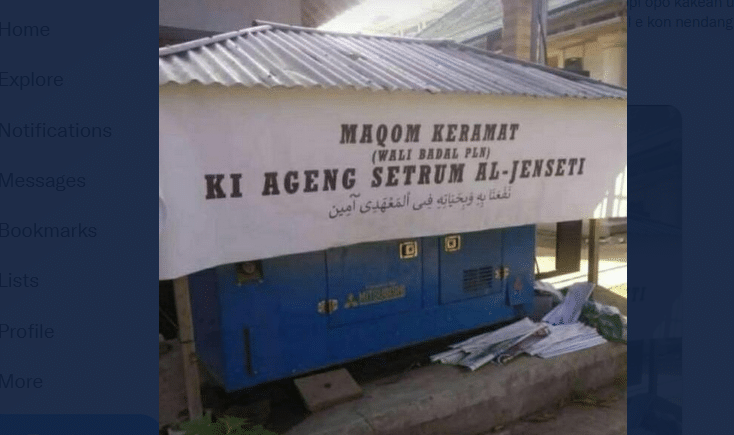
[463,266,493,293]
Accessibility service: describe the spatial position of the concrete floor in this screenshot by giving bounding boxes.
[286,343,627,435]
[483,386,626,435]
[535,231,627,303]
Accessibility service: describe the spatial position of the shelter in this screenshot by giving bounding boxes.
[160,21,626,280]
[159,22,626,394]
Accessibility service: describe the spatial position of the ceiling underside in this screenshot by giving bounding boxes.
[302,0,364,28]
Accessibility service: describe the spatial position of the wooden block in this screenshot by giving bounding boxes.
[294,368,363,412]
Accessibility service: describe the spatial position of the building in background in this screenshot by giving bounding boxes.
[318,0,465,37]
[415,0,626,87]
[160,0,626,88]
[323,0,626,88]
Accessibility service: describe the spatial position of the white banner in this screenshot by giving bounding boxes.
[159,87,627,280]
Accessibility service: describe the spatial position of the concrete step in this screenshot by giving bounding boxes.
[286,342,627,435]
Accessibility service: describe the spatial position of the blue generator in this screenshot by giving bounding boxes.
[188,226,535,392]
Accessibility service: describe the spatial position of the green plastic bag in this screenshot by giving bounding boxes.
[581,301,627,343]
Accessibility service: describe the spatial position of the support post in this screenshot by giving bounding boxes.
[598,32,626,87]
[501,0,533,61]
[556,220,582,273]
[530,0,538,63]
[540,0,548,64]
[173,276,203,420]
[588,218,600,284]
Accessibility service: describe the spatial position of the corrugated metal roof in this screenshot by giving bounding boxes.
[416,0,615,42]
[159,21,626,99]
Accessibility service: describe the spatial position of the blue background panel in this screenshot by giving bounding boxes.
[0,0,158,418]
[0,415,157,435]
[627,106,682,434]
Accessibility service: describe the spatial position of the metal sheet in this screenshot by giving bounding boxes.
[449,317,537,350]
[431,317,545,370]
[525,323,607,358]
[541,282,595,325]
[159,22,626,99]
